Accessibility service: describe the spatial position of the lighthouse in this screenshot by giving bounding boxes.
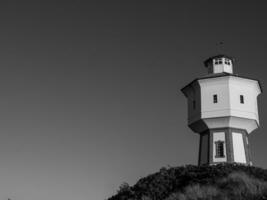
[181,55,262,165]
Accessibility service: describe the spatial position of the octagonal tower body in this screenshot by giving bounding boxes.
[181,55,262,165]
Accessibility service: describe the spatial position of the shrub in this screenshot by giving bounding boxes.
[181,184,219,200]
[218,172,267,200]
[108,164,267,200]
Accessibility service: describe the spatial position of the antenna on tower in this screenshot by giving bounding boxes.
[216,41,225,54]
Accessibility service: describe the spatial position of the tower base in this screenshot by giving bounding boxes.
[198,128,252,166]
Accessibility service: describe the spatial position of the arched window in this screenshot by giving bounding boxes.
[215,141,225,158]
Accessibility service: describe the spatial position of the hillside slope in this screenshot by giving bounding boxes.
[108,164,267,200]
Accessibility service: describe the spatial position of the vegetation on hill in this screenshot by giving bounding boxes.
[107,164,267,200]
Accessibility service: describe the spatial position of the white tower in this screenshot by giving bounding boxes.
[181,55,262,165]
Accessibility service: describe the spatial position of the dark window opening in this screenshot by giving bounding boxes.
[213,94,218,103]
[215,141,225,158]
[214,59,223,65]
[224,59,231,65]
[240,95,244,104]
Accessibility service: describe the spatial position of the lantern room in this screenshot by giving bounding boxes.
[204,55,234,74]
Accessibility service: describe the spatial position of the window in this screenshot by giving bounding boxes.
[213,94,218,103]
[240,95,244,104]
[214,58,223,64]
[215,141,225,158]
[193,100,196,109]
[224,59,231,65]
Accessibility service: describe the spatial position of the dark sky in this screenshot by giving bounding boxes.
[0,1,266,200]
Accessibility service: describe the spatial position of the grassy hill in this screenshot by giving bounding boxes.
[107,163,267,200]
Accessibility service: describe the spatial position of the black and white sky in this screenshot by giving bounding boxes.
[0,1,267,200]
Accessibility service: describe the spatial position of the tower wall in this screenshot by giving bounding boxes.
[198,128,251,165]
[199,132,209,165]
[183,75,261,134]
[199,76,260,128]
